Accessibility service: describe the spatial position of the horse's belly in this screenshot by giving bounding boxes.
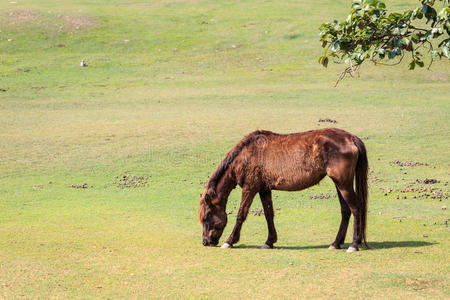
[267,170,326,191]
[259,144,326,191]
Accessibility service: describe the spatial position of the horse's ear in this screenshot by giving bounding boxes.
[200,193,202,198]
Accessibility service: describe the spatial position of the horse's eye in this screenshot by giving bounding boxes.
[203,212,210,223]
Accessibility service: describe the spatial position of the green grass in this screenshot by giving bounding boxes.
[1,0,449,298]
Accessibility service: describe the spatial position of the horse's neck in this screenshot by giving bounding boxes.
[216,173,237,206]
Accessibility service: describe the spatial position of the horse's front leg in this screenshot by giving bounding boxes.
[259,190,277,249]
[221,186,257,248]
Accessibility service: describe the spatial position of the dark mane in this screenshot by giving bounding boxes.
[205,130,274,197]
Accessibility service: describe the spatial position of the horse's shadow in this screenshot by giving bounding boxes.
[234,240,436,250]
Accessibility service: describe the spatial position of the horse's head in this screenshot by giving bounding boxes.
[198,189,227,246]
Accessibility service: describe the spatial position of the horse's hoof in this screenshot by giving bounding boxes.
[346,246,358,253]
[328,245,339,250]
[220,242,232,249]
[261,244,272,249]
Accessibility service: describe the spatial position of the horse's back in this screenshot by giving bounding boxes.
[235,128,359,191]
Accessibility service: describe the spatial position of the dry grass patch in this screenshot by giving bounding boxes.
[1,8,39,24]
[404,277,434,291]
[0,8,96,33]
[130,0,207,8]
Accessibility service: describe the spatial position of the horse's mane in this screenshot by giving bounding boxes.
[205,130,275,198]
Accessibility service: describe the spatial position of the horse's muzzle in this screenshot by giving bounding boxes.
[202,238,218,246]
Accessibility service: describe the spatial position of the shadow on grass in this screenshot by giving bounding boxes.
[233,240,436,250]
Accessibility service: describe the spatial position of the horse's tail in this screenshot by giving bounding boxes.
[352,135,369,249]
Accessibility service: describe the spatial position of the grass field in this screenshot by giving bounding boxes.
[1,0,449,298]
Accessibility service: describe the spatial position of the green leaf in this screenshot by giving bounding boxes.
[331,42,339,51]
[318,56,324,64]
[409,60,416,70]
[392,27,401,35]
[387,50,397,59]
[421,4,429,15]
[411,33,420,43]
[424,6,437,22]
[417,60,424,67]
[400,38,410,47]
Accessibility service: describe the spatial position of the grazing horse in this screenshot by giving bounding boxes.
[198,128,369,252]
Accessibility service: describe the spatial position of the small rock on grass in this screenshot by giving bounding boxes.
[416,178,440,184]
[251,208,264,216]
[70,183,89,189]
[391,160,429,167]
[318,118,337,124]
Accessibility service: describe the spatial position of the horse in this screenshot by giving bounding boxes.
[198,128,369,252]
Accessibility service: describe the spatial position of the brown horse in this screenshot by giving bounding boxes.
[198,128,368,252]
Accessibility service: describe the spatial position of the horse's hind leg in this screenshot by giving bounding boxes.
[222,186,257,248]
[259,190,277,249]
[335,185,361,252]
[329,186,351,250]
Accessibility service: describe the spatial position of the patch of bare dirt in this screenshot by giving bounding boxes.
[131,3,161,7]
[426,72,449,82]
[0,9,96,32]
[318,118,337,124]
[130,0,207,8]
[383,179,449,200]
[114,174,148,188]
[70,183,90,189]
[61,14,95,31]
[391,160,429,167]
[404,278,433,291]
[416,178,440,184]
[32,185,43,191]
[251,208,264,216]
[369,174,382,183]
[309,193,331,199]
[3,9,39,23]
